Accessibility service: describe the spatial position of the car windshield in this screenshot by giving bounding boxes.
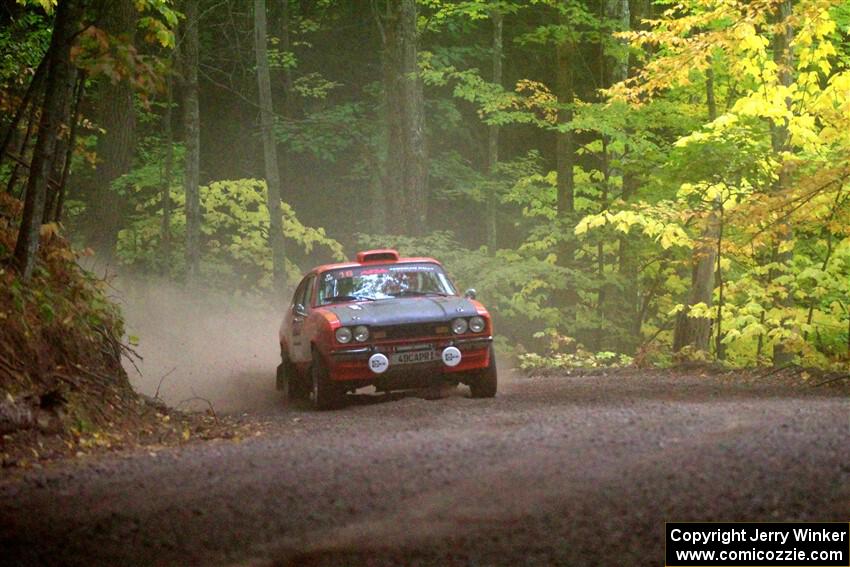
[317,262,457,304]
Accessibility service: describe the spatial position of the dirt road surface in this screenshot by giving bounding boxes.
[1,370,848,566]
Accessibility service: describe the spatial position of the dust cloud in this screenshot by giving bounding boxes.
[118,279,284,415]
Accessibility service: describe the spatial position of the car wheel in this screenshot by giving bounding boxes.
[309,350,345,410]
[469,345,497,398]
[277,349,308,401]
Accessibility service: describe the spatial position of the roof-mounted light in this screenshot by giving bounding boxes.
[355,249,400,263]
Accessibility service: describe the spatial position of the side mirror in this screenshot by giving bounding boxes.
[293,304,307,317]
[464,288,477,300]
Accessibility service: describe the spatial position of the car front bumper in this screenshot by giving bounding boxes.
[327,336,493,383]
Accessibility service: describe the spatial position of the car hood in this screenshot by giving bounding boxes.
[320,296,478,327]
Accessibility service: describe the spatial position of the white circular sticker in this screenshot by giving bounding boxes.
[368,353,389,374]
[442,346,462,367]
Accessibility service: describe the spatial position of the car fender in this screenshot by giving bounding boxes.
[309,308,340,361]
[470,299,493,334]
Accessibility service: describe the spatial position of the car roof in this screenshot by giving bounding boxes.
[313,257,442,275]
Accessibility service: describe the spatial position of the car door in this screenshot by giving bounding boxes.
[285,276,309,361]
[290,274,316,363]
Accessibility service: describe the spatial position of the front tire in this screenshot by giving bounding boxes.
[468,345,497,398]
[277,349,308,401]
[309,350,345,410]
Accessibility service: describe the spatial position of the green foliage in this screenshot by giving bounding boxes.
[357,231,570,346]
[0,10,50,85]
[117,178,344,291]
[273,102,363,161]
[518,329,633,372]
[14,0,55,12]
[586,0,850,369]
[518,350,633,372]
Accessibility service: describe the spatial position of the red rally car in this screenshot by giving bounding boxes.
[276,249,497,409]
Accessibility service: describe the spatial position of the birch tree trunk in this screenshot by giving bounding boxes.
[254,0,287,294]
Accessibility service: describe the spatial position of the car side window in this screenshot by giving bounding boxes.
[292,274,316,311]
[292,277,309,309]
[302,275,316,308]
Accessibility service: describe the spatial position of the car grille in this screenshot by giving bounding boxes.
[376,322,448,340]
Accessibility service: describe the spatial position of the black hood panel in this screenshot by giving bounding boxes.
[322,296,477,327]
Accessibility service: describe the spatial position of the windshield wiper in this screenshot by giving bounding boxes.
[324,295,375,303]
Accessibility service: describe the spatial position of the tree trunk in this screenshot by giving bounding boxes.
[161,66,174,269]
[672,61,720,355]
[713,202,726,360]
[0,55,47,174]
[555,20,575,223]
[278,0,296,122]
[277,0,295,205]
[705,67,717,123]
[771,0,796,367]
[672,221,718,353]
[6,98,39,197]
[486,9,503,252]
[184,0,201,283]
[379,0,427,236]
[554,8,578,323]
[622,0,656,341]
[604,0,630,85]
[399,0,427,236]
[379,1,404,233]
[254,0,287,294]
[13,0,80,279]
[85,0,138,263]
[53,71,85,223]
[367,147,387,233]
[44,67,78,224]
[599,0,630,348]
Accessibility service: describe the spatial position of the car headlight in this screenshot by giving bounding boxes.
[451,317,468,335]
[353,325,370,342]
[335,327,352,344]
[469,316,486,333]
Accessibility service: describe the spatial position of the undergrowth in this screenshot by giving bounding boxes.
[0,194,224,467]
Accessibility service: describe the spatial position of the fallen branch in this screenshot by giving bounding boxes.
[154,366,176,400]
[811,374,850,388]
[756,363,798,380]
[177,390,218,423]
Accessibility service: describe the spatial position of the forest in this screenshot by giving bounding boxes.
[2,0,849,372]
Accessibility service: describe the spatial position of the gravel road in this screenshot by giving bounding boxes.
[1,369,848,566]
